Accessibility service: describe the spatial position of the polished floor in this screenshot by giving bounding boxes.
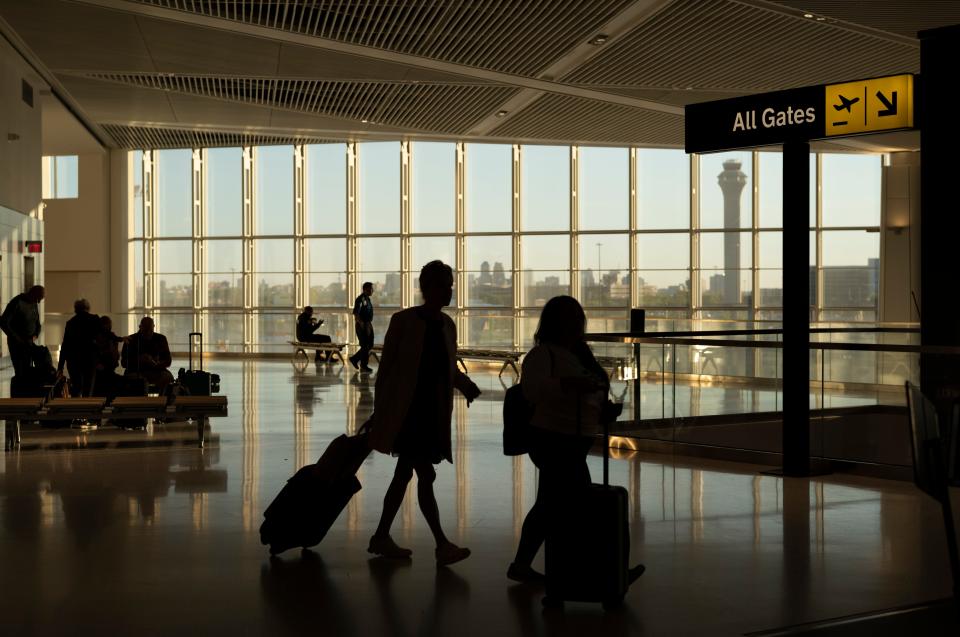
[0,360,956,636]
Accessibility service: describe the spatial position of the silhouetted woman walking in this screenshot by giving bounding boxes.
[508,295,609,583]
[368,260,482,566]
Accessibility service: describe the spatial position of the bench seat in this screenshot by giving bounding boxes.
[289,341,347,366]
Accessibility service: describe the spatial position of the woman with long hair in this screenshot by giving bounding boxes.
[507,295,610,583]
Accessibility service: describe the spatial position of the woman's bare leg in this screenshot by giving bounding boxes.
[374,457,414,539]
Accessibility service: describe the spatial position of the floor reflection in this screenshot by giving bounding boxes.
[0,360,954,635]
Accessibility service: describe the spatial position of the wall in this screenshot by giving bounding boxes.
[43,151,110,314]
[0,36,42,216]
[880,152,921,323]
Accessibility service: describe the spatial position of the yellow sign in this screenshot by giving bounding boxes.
[825,74,913,136]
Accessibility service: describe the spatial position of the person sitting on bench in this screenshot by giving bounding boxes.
[121,316,174,394]
[296,306,332,363]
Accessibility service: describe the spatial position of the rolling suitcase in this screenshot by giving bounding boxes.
[176,332,220,396]
[260,423,371,555]
[543,401,634,610]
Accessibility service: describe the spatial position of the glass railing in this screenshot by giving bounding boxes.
[585,326,932,470]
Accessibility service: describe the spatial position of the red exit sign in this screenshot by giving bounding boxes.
[24,240,42,253]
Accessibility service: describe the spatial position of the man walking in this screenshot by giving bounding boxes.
[0,285,44,376]
[349,282,375,372]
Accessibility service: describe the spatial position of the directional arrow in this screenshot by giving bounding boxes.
[877,90,898,117]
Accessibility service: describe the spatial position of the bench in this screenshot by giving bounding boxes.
[2,395,228,450]
[289,341,347,366]
[368,345,520,377]
[456,349,521,378]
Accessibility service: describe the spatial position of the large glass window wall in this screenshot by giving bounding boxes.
[128,144,882,352]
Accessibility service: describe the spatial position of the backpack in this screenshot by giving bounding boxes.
[502,383,534,456]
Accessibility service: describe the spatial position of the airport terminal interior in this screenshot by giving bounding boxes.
[0,1,959,635]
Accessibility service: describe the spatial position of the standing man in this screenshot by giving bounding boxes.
[0,285,44,376]
[58,299,101,396]
[350,282,375,372]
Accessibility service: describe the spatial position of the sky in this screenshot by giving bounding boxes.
[145,143,883,278]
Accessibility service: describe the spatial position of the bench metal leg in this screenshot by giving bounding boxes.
[197,416,206,449]
[457,357,468,373]
[333,350,346,366]
[508,361,521,378]
[5,420,21,451]
[498,361,509,378]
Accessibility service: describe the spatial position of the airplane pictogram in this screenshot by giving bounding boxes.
[833,95,860,112]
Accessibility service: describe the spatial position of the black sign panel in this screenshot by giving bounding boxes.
[685,85,824,153]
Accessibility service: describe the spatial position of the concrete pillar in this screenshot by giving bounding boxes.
[880,152,920,323]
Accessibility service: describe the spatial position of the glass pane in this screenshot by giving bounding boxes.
[256,313,295,353]
[157,240,192,273]
[206,312,244,353]
[701,270,752,306]
[55,155,79,198]
[467,270,513,307]
[758,231,782,269]
[521,145,569,231]
[412,142,455,233]
[463,310,513,347]
[822,231,879,308]
[465,235,512,272]
[206,147,242,236]
[132,151,143,237]
[158,274,192,307]
[412,236,455,273]
[206,240,242,307]
[360,273,402,307]
[758,152,781,228]
[466,236,512,307]
[307,238,346,272]
[638,149,689,230]
[699,151,752,229]
[306,143,347,235]
[822,154,881,227]
[157,149,192,237]
[579,147,628,230]
[255,274,294,307]
[255,145,294,235]
[255,238,293,273]
[758,270,782,307]
[358,237,400,273]
[637,233,689,270]
[521,271,570,307]
[637,271,689,307]
[521,235,569,271]
[466,143,512,232]
[359,142,400,234]
[132,241,144,307]
[307,273,347,307]
[152,313,194,350]
[579,234,629,308]
[700,232,752,269]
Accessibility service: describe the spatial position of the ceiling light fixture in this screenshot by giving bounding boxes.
[589,34,609,45]
[496,110,509,117]
[803,13,813,18]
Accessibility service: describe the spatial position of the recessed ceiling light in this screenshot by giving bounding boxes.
[589,34,608,45]
[361,119,368,123]
[496,110,508,117]
[815,16,826,21]
[803,13,813,18]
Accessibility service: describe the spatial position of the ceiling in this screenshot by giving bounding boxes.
[1,0,955,151]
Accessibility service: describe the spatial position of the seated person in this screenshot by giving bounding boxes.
[121,317,174,393]
[296,306,332,362]
[92,315,126,399]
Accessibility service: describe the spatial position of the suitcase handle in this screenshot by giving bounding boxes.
[189,332,202,371]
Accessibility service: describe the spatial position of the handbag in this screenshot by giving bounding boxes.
[502,347,554,456]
